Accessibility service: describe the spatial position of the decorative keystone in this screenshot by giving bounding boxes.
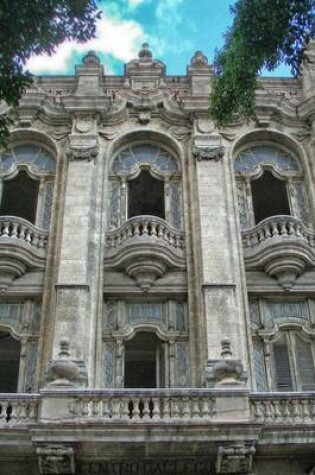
[192,145,225,161]
[213,338,243,387]
[216,442,256,474]
[46,339,79,387]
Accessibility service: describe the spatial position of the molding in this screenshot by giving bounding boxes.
[66,146,98,162]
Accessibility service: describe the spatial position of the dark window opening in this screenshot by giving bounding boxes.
[0,171,39,224]
[274,340,293,391]
[0,331,20,393]
[128,170,165,219]
[251,170,290,224]
[124,332,164,388]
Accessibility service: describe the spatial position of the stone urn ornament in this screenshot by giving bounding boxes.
[213,338,243,387]
[47,338,79,387]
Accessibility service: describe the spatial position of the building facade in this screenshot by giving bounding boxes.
[1,42,315,474]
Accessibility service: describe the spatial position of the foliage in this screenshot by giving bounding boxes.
[0,0,101,147]
[210,0,315,125]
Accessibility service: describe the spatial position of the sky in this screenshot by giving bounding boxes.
[26,0,291,77]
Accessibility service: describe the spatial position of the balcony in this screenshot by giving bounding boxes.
[241,215,315,289]
[0,216,49,289]
[2,389,315,472]
[104,216,186,290]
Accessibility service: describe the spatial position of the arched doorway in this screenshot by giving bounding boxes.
[124,332,164,388]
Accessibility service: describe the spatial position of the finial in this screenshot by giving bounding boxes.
[221,337,232,358]
[82,50,100,65]
[138,43,152,60]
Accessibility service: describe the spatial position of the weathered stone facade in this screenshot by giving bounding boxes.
[0,42,315,474]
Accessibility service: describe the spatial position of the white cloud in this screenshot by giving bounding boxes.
[26,16,145,74]
[156,0,183,20]
[127,0,146,8]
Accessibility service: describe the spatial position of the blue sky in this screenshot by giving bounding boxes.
[26,0,290,77]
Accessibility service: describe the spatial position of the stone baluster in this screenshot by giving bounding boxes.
[201,397,211,418]
[251,232,259,246]
[32,232,39,247]
[133,222,140,236]
[11,222,19,238]
[192,397,201,419]
[264,224,272,238]
[162,397,170,419]
[112,398,121,419]
[25,228,32,244]
[171,398,180,418]
[2,221,9,236]
[258,228,265,242]
[151,398,159,419]
[182,397,190,418]
[271,221,279,236]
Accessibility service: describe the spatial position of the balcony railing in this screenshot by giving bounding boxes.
[250,393,315,424]
[105,215,185,251]
[0,394,40,425]
[242,215,315,249]
[2,390,315,426]
[68,389,216,421]
[0,216,49,250]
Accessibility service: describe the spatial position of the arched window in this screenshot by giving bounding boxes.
[250,298,315,392]
[0,331,21,393]
[128,170,165,219]
[0,144,56,229]
[251,170,290,224]
[124,332,164,388]
[234,145,310,228]
[108,144,182,229]
[273,332,315,391]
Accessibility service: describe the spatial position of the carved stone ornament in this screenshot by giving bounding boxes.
[66,146,98,161]
[138,111,151,124]
[82,50,100,65]
[190,50,209,68]
[216,443,256,474]
[45,338,79,387]
[37,445,76,475]
[212,338,244,387]
[192,145,225,161]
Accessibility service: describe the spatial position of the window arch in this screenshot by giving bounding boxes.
[234,144,310,228]
[0,144,56,229]
[108,144,182,229]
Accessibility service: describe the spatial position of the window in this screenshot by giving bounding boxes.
[273,332,315,392]
[128,170,165,219]
[124,332,164,388]
[0,144,56,229]
[251,171,290,224]
[249,298,315,392]
[0,331,20,393]
[108,144,182,229]
[234,144,310,229]
[0,171,39,224]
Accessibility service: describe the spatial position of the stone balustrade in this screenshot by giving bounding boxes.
[0,394,40,424]
[242,215,315,249]
[68,389,215,421]
[0,216,49,249]
[250,393,315,424]
[105,216,185,250]
[3,390,315,426]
